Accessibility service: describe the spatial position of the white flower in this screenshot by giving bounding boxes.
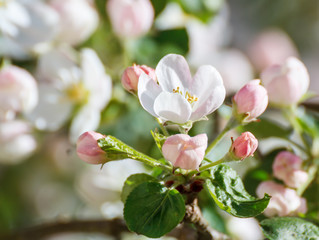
[27,47,112,143]
[138,54,225,124]
[0,0,58,59]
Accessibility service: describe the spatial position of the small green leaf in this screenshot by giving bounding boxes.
[121,173,156,203]
[124,182,185,238]
[205,164,270,217]
[98,136,170,170]
[238,118,292,139]
[150,130,167,151]
[260,217,319,240]
[295,109,319,138]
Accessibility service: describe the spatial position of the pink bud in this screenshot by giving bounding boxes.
[256,181,307,217]
[76,131,106,164]
[0,65,38,120]
[162,134,208,170]
[233,80,268,122]
[273,151,308,188]
[107,0,154,38]
[261,57,309,106]
[121,64,156,92]
[231,132,258,160]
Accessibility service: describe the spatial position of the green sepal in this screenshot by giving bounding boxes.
[124,182,185,238]
[150,130,167,151]
[205,164,270,218]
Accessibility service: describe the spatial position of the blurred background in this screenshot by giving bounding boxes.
[0,0,318,239]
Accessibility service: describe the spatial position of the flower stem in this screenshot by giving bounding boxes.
[206,117,237,154]
[297,164,318,196]
[198,158,226,172]
[156,118,169,136]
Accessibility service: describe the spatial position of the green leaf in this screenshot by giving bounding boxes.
[98,136,170,170]
[150,130,167,151]
[260,217,319,240]
[176,0,223,23]
[295,109,319,138]
[205,164,270,217]
[238,118,292,139]
[150,0,168,16]
[124,182,185,238]
[121,173,156,203]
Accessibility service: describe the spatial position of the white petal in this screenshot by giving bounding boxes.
[69,106,101,143]
[138,73,162,117]
[190,65,225,120]
[154,92,191,124]
[81,48,112,110]
[26,84,72,131]
[155,54,192,92]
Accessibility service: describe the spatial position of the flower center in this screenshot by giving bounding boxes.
[64,82,89,104]
[173,87,198,104]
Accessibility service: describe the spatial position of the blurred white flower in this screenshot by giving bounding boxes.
[0,0,58,59]
[49,0,98,45]
[27,47,112,143]
[0,120,37,164]
[0,65,38,120]
[227,217,263,240]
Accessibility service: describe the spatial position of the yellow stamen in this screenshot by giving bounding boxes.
[173,86,198,104]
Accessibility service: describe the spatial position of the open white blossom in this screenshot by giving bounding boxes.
[27,47,112,143]
[138,54,225,124]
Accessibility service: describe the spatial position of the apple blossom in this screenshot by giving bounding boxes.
[76,131,106,164]
[261,57,309,106]
[121,64,156,92]
[273,151,308,188]
[162,133,207,170]
[107,0,154,38]
[230,132,258,160]
[248,29,298,72]
[138,54,226,124]
[27,47,112,143]
[0,120,37,164]
[49,0,98,45]
[0,65,38,120]
[256,181,307,217]
[233,80,268,122]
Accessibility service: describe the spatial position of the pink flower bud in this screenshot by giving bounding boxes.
[76,131,106,164]
[0,65,38,120]
[121,64,156,92]
[231,132,258,160]
[107,0,154,38]
[256,181,307,217]
[273,151,308,188]
[261,57,309,106]
[233,80,268,122]
[162,134,208,170]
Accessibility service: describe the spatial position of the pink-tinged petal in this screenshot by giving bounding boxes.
[162,133,207,170]
[155,54,192,93]
[76,131,106,164]
[137,73,162,117]
[231,132,258,160]
[153,92,191,124]
[190,65,226,120]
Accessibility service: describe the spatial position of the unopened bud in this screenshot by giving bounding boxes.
[233,80,268,122]
[76,131,106,164]
[231,132,258,160]
[121,64,156,92]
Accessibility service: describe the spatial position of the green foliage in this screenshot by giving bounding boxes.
[121,173,156,202]
[124,182,185,238]
[260,217,319,240]
[150,130,167,151]
[295,109,319,139]
[150,0,168,16]
[238,118,292,139]
[205,164,270,217]
[175,0,223,23]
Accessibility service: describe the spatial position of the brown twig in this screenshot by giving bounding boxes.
[184,198,231,240]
